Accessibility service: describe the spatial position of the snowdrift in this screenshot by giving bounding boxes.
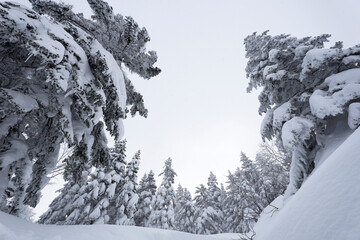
[254,127,360,240]
[0,211,239,240]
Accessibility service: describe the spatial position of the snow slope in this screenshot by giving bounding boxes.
[254,127,360,240]
[0,211,240,240]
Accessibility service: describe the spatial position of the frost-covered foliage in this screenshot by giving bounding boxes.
[134,171,157,227]
[175,185,196,233]
[38,140,128,225]
[110,150,140,225]
[222,143,289,233]
[148,158,177,230]
[174,184,185,228]
[223,168,245,233]
[245,31,360,198]
[193,173,224,235]
[0,0,159,217]
[29,0,160,118]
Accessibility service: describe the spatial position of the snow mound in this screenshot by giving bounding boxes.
[0,211,239,240]
[254,127,360,240]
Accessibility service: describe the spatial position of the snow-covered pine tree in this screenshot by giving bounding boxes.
[38,140,127,224]
[148,158,177,229]
[0,0,159,217]
[205,172,224,234]
[134,170,157,227]
[219,183,227,232]
[175,188,196,233]
[174,184,185,229]
[238,152,263,230]
[244,31,360,198]
[223,169,245,233]
[30,0,160,118]
[193,184,210,234]
[110,150,140,225]
[193,173,223,235]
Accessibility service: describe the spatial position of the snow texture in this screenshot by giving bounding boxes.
[300,48,339,81]
[0,211,239,240]
[310,68,360,119]
[348,102,360,129]
[254,127,360,240]
[281,117,314,150]
[272,102,292,132]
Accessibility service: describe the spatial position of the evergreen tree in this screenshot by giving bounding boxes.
[175,188,196,233]
[244,31,360,197]
[219,183,227,232]
[110,150,140,225]
[134,171,157,227]
[174,184,185,229]
[193,173,223,235]
[238,153,262,230]
[223,169,245,233]
[204,172,224,234]
[148,158,177,229]
[193,184,208,234]
[39,140,127,224]
[0,0,159,216]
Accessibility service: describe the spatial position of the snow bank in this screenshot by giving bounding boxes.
[0,211,239,240]
[254,127,360,240]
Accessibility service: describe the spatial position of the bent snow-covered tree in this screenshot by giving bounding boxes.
[0,0,159,217]
[244,31,360,198]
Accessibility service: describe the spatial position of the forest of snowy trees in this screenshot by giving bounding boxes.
[1,0,360,239]
[0,0,289,234]
[40,140,289,234]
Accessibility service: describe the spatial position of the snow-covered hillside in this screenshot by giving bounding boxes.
[253,127,360,240]
[0,211,240,240]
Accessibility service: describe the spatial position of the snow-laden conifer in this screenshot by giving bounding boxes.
[244,31,360,198]
[0,0,159,217]
[39,140,127,224]
[148,158,177,229]
[134,171,157,227]
[175,187,196,233]
[110,150,140,225]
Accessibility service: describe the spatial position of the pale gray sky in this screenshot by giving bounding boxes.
[12,0,360,217]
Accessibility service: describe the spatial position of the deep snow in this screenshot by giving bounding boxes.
[254,127,360,240]
[0,211,240,240]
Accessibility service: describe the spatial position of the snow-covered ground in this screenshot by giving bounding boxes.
[253,127,360,240]
[0,211,240,240]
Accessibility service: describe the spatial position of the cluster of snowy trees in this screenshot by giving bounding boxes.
[2,0,359,235]
[38,140,288,235]
[175,142,289,234]
[38,141,176,227]
[245,31,360,199]
[0,0,159,219]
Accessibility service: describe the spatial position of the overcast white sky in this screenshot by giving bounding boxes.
[12,0,360,217]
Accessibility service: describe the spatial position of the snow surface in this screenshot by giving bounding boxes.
[0,212,239,240]
[254,127,360,240]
